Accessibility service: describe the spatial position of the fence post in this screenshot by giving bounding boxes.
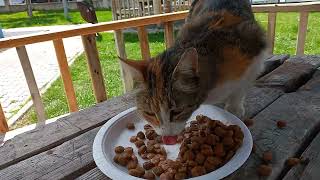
[0,103,9,133]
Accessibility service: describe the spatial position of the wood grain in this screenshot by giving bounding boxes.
[0,127,100,180]
[164,21,174,49]
[16,46,46,121]
[76,168,110,180]
[53,39,78,112]
[137,26,151,60]
[283,133,320,180]
[256,56,320,93]
[296,12,309,55]
[81,34,107,103]
[267,12,277,54]
[259,54,290,78]
[0,93,134,170]
[299,70,320,92]
[0,103,9,133]
[226,90,320,180]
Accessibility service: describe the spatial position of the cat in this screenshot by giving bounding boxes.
[120,0,268,137]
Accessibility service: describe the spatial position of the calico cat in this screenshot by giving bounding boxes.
[120,0,267,138]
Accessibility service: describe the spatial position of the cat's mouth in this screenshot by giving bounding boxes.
[162,135,178,145]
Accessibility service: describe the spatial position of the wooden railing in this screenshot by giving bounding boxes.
[0,2,319,133]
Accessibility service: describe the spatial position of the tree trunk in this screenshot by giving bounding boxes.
[63,0,69,19]
[26,0,33,17]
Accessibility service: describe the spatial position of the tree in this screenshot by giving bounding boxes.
[26,0,33,17]
[62,0,69,19]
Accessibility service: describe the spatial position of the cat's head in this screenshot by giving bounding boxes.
[120,48,203,136]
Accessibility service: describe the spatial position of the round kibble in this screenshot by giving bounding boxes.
[262,151,273,162]
[129,169,142,177]
[138,145,147,154]
[174,172,187,180]
[244,118,254,127]
[137,131,146,140]
[213,143,225,157]
[214,126,226,137]
[127,122,135,130]
[147,153,156,159]
[143,171,156,180]
[127,160,138,169]
[152,166,164,176]
[113,154,120,163]
[195,153,206,165]
[144,124,153,130]
[257,164,272,176]
[277,120,287,129]
[124,147,133,155]
[155,136,163,143]
[286,158,301,167]
[114,146,124,153]
[141,153,148,160]
[146,130,157,140]
[135,140,145,148]
[191,166,206,177]
[130,136,137,143]
[143,161,155,170]
[222,137,234,146]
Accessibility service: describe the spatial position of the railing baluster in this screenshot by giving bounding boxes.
[137,26,151,60]
[267,12,277,54]
[53,39,78,112]
[16,46,46,121]
[147,0,151,15]
[126,0,130,18]
[81,34,107,103]
[132,0,136,17]
[164,22,174,48]
[296,11,309,55]
[0,103,9,133]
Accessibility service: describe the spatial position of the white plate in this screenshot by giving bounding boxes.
[93,105,252,180]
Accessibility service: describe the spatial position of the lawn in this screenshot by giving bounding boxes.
[0,9,113,28]
[6,12,320,129]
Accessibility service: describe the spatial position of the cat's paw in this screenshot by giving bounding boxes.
[224,103,245,119]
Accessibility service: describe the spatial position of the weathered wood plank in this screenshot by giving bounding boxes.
[256,56,320,92]
[244,87,284,119]
[164,21,174,48]
[0,103,9,133]
[16,46,46,121]
[259,54,290,78]
[137,26,151,60]
[296,12,309,55]
[226,90,320,180]
[76,168,110,180]
[283,132,320,180]
[0,127,100,180]
[300,70,320,92]
[0,93,134,170]
[81,34,107,103]
[267,12,277,54]
[53,39,78,112]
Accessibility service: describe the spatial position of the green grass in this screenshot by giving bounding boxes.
[6,12,320,129]
[0,10,113,29]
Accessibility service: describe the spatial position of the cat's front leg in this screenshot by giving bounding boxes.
[224,92,246,119]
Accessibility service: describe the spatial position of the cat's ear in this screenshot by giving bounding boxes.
[173,48,199,77]
[172,48,200,93]
[118,57,148,86]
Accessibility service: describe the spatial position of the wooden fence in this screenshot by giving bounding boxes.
[0,2,319,133]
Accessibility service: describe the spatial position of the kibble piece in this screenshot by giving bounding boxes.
[206,156,222,167]
[262,151,273,162]
[183,150,195,161]
[213,143,225,157]
[124,147,133,155]
[222,137,234,146]
[225,150,235,161]
[225,130,234,137]
[146,130,157,140]
[147,153,156,159]
[155,136,163,143]
[191,166,206,177]
[141,153,148,160]
[129,169,142,177]
[127,122,135,130]
[160,173,171,180]
[143,161,155,170]
[114,146,125,154]
[113,154,120,163]
[244,119,254,127]
[286,158,301,167]
[214,126,226,137]
[153,166,164,176]
[174,172,187,180]
[143,171,156,180]
[201,146,214,156]
[117,154,130,166]
[205,134,217,145]
[139,145,147,155]
[257,164,272,176]
[160,147,167,157]
[189,141,200,150]
[135,140,145,148]
[130,136,138,143]
[277,120,287,129]
[147,145,155,153]
[151,157,160,165]
[177,136,184,143]
[127,160,138,169]
[144,124,153,130]
[137,131,146,140]
[195,153,206,165]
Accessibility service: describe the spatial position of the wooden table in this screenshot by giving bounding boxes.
[0,55,320,180]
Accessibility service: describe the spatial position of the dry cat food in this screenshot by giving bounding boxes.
[257,164,272,176]
[114,115,244,179]
[277,120,287,129]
